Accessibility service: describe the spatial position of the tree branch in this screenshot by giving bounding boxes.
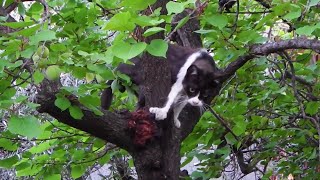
[36,79,135,152]
[215,38,320,82]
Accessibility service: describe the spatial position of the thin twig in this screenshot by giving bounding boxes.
[281,52,305,115]
[46,119,87,136]
[229,0,239,38]
[280,51,320,161]
[224,10,272,14]
[305,116,320,162]
[165,8,198,41]
[38,0,50,22]
[207,106,238,140]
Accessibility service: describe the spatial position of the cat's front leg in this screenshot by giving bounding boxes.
[150,82,182,121]
[149,107,168,120]
[173,101,187,128]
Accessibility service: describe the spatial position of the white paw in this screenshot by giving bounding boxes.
[174,119,181,128]
[149,107,167,120]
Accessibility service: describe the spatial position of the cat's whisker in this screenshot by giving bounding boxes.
[199,103,210,115]
[204,103,210,108]
[200,105,206,115]
[199,106,203,115]
[202,103,211,112]
[175,98,187,105]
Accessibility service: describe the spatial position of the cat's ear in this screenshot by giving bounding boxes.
[187,65,199,76]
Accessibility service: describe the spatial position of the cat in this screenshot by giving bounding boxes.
[149,47,220,128]
[101,44,220,128]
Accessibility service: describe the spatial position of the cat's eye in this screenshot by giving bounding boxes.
[189,88,195,93]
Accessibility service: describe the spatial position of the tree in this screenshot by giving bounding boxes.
[0,0,320,179]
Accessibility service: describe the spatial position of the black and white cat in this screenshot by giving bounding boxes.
[101,44,220,128]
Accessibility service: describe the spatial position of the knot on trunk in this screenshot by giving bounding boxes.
[128,109,158,146]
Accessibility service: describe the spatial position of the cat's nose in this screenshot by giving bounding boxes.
[191,100,200,106]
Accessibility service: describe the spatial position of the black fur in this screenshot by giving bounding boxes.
[183,65,219,104]
[101,45,220,110]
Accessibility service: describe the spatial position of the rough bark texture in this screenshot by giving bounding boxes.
[3,1,320,179]
[214,38,320,82]
[34,8,320,180]
[34,37,320,179]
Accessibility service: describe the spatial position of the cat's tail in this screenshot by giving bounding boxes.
[101,80,126,110]
[101,80,113,110]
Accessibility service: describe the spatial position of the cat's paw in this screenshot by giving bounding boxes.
[149,107,167,120]
[174,118,181,128]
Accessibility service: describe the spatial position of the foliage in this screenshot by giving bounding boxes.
[0,0,320,179]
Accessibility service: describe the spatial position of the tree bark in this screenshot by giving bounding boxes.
[3,1,320,179]
[34,38,320,179]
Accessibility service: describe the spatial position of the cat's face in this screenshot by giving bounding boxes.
[182,65,219,107]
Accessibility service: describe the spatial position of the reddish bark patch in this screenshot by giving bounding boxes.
[128,109,156,146]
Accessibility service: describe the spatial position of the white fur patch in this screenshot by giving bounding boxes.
[173,100,188,128]
[149,50,207,127]
[187,93,203,107]
[149,107,167,120]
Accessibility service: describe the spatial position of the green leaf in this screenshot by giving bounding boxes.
[15,162,30,171]
[28,2,43,14]
[143,27,165,37]
[54,95,71,111]
[310,0,320,6]
[1,21,34,29]
[111,80,120,93]
[0,155,19,169]
[8,116,41,139]
[99,152,115,165]
[174,15,190,31]
[206,14,228,29]
[79,96,100,107]
[166,1,185,15]
[72,66,87,79]
[112,42,147,60]
[45,65,62,80]
[69,105,84,120]
[86,73,95,83]
[71,165,86,179]
[29,30,56,45]
[18,3,26,16]
[15,24,41,37]
[16,164,42,177]
[74,8,87,24]
[225,132,237,145]
[78,50,89,57]
[121,0,156,10]
[194,29,215,34]
[305,101,319,115]
[283,11,301,20]
[21,46,37,58]
[146,39,168,57]
[232,124,246,136]
[296,26,316,36]
[134,16,165,27]
[104,12,135,31]
[50,43,67,52]
[33,70,45,85]
[28,140,55,154]
[181,157,193,168]
[117,72,131,83]
[44,174,61,180]
[0,138,18,151]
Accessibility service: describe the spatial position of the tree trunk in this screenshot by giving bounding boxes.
[36,1,218,179]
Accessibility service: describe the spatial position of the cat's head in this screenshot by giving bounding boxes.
[182,64,220,107]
